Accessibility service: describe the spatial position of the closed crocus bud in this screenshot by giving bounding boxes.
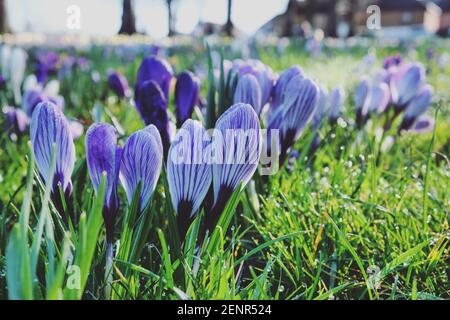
[362,82,390,120]
[233,73,262,115]
[0,74,6,90]
[86,123,122,244]
[120,125,163,212]
[167,120,212,239]
[312,85,329,129]
[205,103,261,232]
[136,55,173,100]
[390,63,425,111]
[30,102,75,223]
[354,79,370,128]
[135,80,171,154]
[328,86,344,125]
[3,106,29,134]
[10,47,27,105]
[271,65,304,111]
[108,71,129,98]
[399,85,433,132]
[174,71,200,127]
[278,76,318,164]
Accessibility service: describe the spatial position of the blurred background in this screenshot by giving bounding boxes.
[1,0,450,40]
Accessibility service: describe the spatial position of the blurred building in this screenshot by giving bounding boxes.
[258,0,450,38]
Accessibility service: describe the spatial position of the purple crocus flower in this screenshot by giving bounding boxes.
[390,63,425,111]
[205,103,261,232]
[361,82,390,122]
[354,79,369,127]
[135,80,171,154]
[312,85,329,129]
[271,65,304,111]
[120,125,163,212]
[275,76,318,164]
[86,123,122,244]
[233,59,275,108]
[167,119,212,238]
[22,88,64,117]
[3,106,29,135]
[399,85,433,132]
[329,86,344,125]
[108,71,129,98]
[233,73,262,115]
[30,102,75,223]
[136,55,173,100]
[31,101,75,194]
[0,74,5,90]
[174,71,200,127]
[35,51,59,84]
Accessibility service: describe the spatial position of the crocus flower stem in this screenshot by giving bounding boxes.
[105,241,114,299]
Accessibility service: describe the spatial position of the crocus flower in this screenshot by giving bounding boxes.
[135,80,171,154]
[10,47,27,105]
[0,74,5,90]
[30,101,75,221]
[329,86,344,125]
[35,51,60,84]
[86,123,122,244]
[22,88,64,117]
[120,125,163,212]
[3,106,29,135]
[271,65,304,111]
[233,73,262,115]
[108,71,129,98]
[398,85,433,132]
[361,82,390,121]
[205,103,261,232]
[312,85,329,129]
[354,79,369,127]
[390,63,425,111]
[135,55,173,100]
[232,59,275,108]
[167,120,212,238]
[174,71,200,127]
[276,76,318,164]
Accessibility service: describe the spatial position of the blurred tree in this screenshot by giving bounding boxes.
[0,0,10,34]
[223,0,234,36]
[166,0,180,36]
[119,0,137,35]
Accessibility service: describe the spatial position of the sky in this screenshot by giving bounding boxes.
[6,0,289,39]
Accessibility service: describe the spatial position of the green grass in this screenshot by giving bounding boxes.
[0,39,448,300]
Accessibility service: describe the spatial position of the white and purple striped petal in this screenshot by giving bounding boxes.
[167,120,212,237]
[233,73,262,115]
[120,125,163,211]
[271,65,304,111]
[30,101,75,193]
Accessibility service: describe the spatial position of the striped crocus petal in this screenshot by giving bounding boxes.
[354,79,369,112]
[279,76,318,162]
[120,125,163,211]
[136,55,173,99]
[174,71,200,127]
[30,101,75,193]
[328,86,344,124]
[312,85,329,129]
[167,120,212,238]
[212,103,261,204]
[390,63,425,110]
[399,85,433,131]
[108,71,129,98]
[233,73,262,115]
[86,123,121,211]
[271,65,304,110]
[363,82,390,116]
